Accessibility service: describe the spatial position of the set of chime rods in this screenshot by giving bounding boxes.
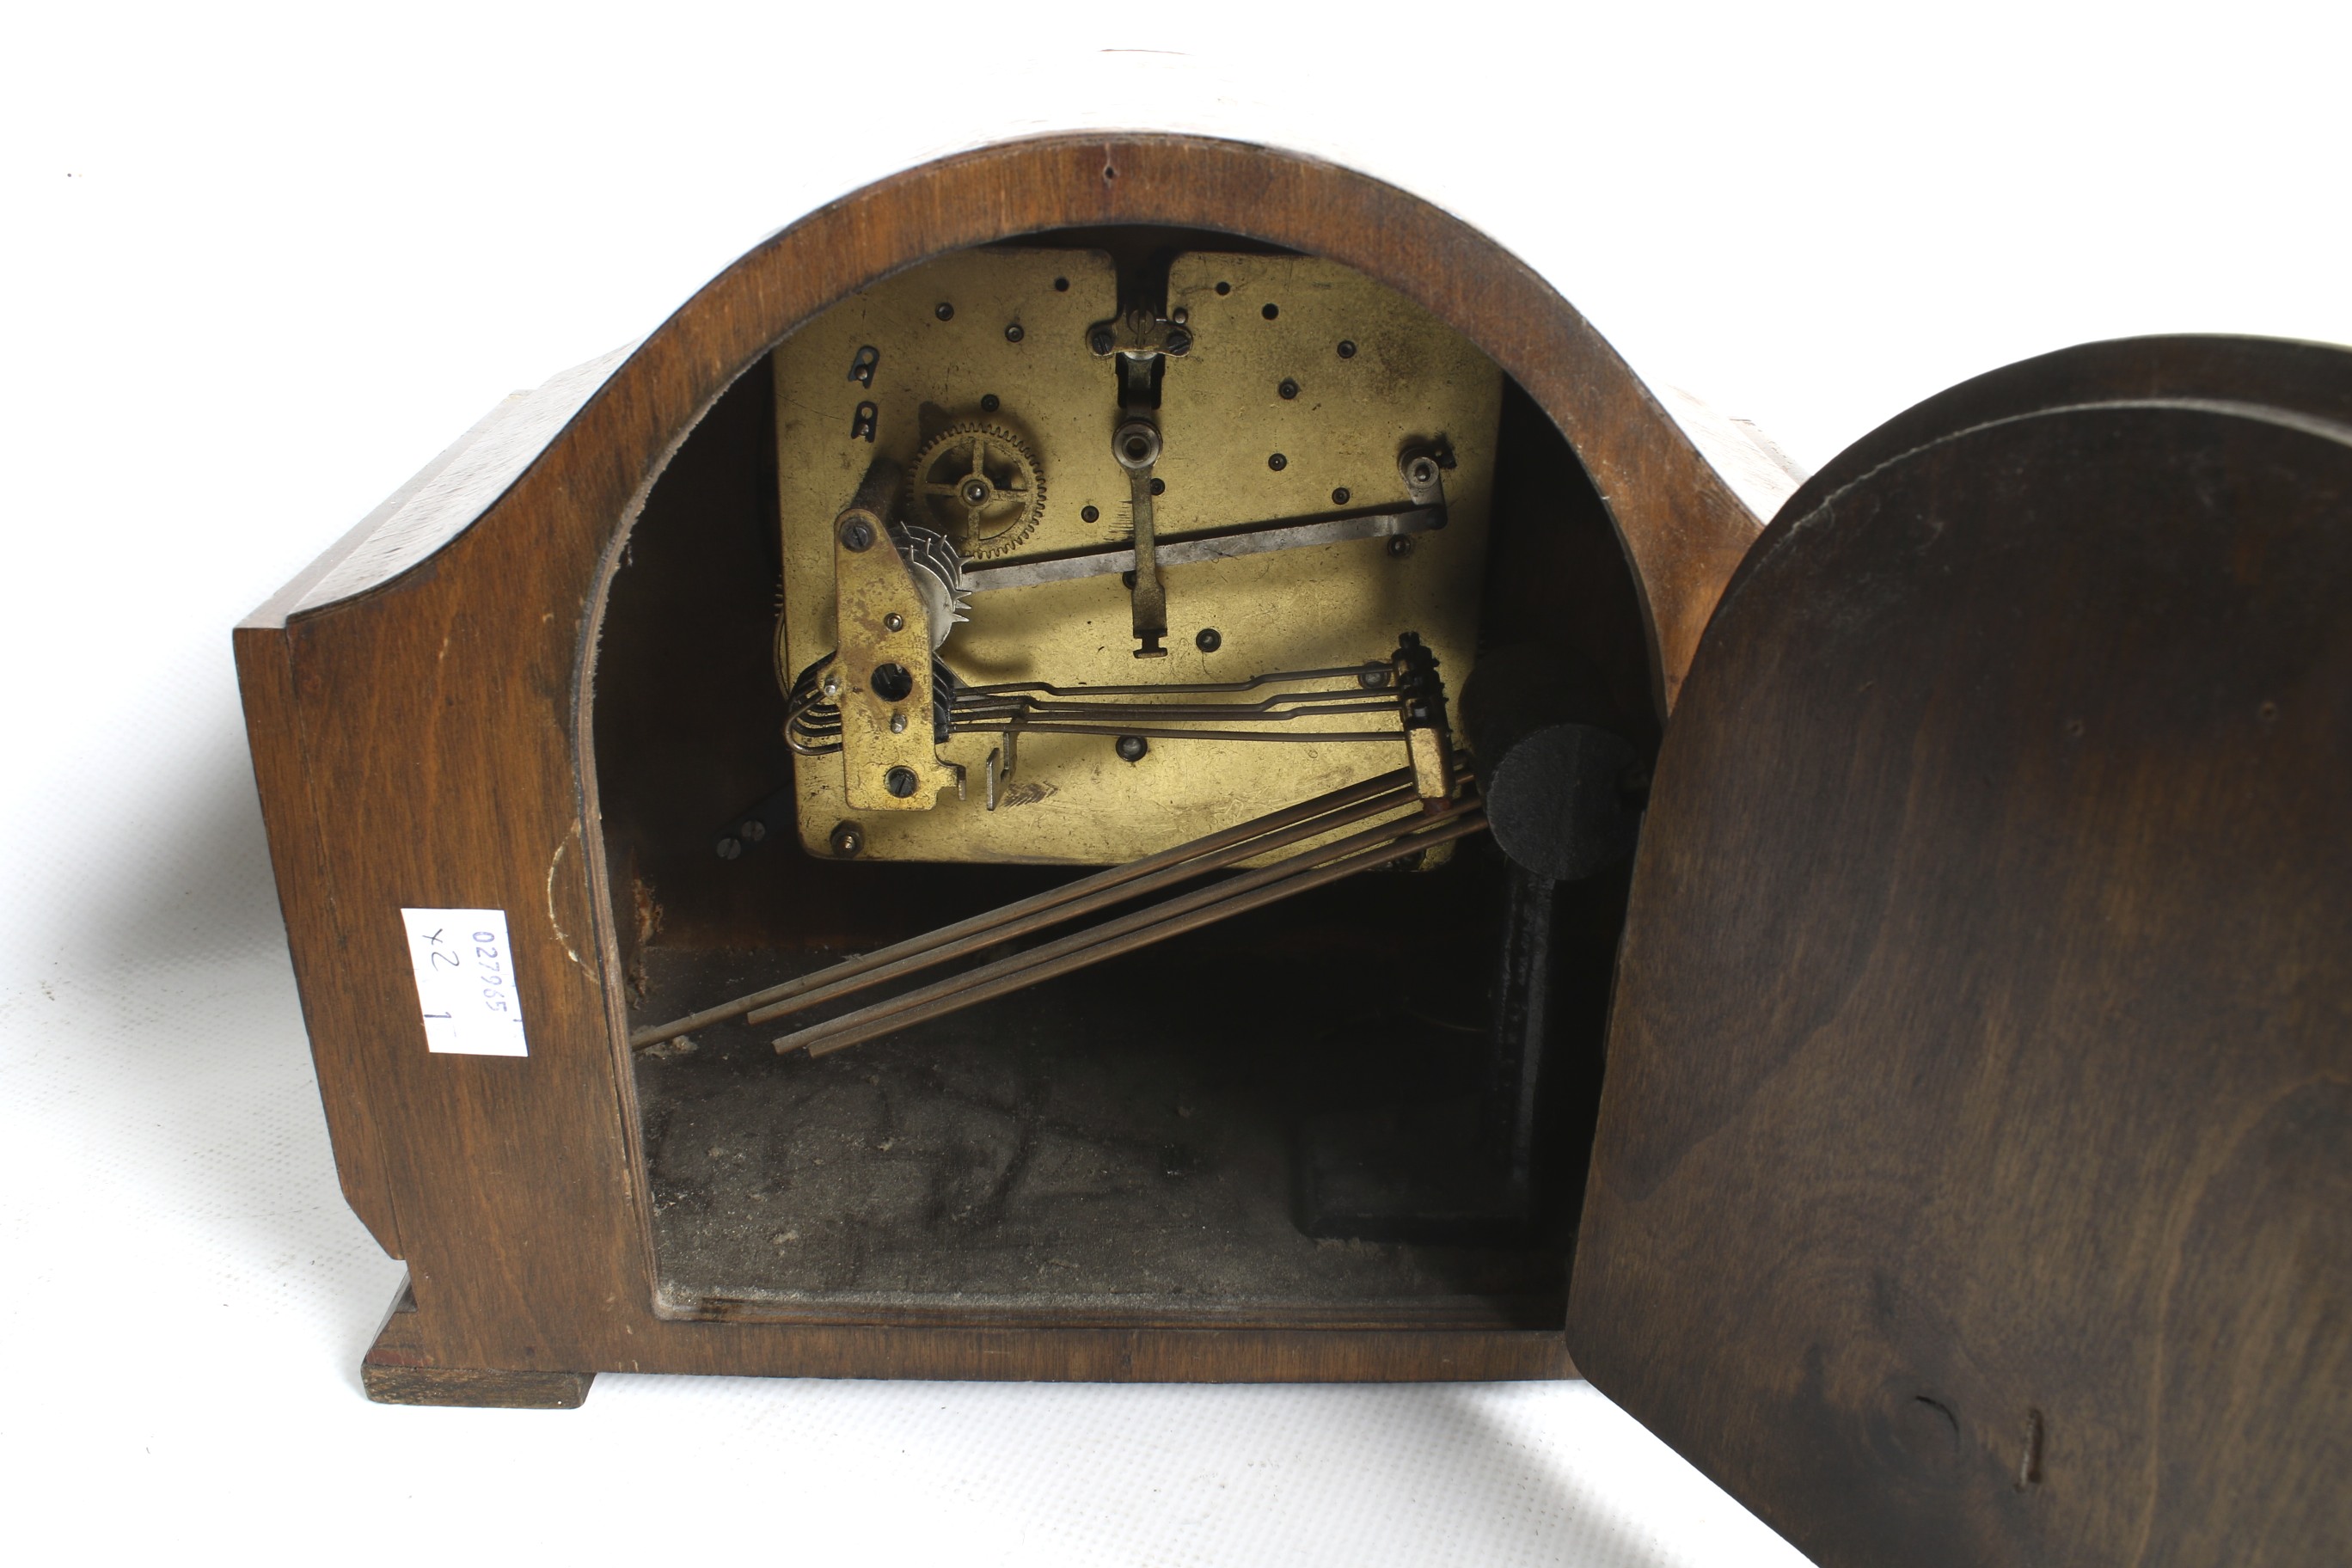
[951,694,1401,744]
[954,689,1389,724]
[957,663,1387,698]
[627,765,1485,1059]
[788,661,1404,749]
[952,667,1402,744]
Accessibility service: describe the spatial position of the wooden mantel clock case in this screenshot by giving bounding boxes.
[236,135,2349,1565]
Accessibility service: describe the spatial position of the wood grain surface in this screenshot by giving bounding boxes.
[234,134,1752,1392]
[1568,345,2352,1565]
[1732,332,2352,612]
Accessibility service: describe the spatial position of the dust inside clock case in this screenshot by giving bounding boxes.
[594,230,1657,1323]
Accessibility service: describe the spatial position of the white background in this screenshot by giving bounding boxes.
[2,3,2343,1562]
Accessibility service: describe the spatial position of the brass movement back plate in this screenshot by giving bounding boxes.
[775,248,1502,864]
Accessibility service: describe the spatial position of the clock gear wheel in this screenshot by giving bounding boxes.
[909,423,1046,560]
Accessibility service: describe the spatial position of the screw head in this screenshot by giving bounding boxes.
[1115,735,1149,763]
[1268,452,1288,471]
[741,820,766,843]
[885,766,919,799]
[715,836,743,861]
[1278,378,1299,400]
[839,518,874,552]
[1090,327,1117,355]
[1195,628,1222,653]
[1337,340,1357,358]
[830,822,864,858]
[1164,327,1191,355]
[1004,322,1024,343]
[934,302,954,322]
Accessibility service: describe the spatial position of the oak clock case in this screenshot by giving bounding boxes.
[236,138,2349,1568]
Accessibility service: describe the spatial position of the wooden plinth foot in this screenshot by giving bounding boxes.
[362,1362,595,1408]
[360,1276,595,1409]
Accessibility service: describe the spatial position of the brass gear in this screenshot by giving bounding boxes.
[908,423,1046,560]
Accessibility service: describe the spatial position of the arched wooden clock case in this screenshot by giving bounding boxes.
[237,134,2349,1566]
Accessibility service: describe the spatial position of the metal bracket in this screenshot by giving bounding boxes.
[830,465,959,811]
[1114,417,1169,657]
[962,448,1449,595]
[1391,631,1457,803]
[1086,307,1193,359]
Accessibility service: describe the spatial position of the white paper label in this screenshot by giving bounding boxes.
[399,907,529,1057]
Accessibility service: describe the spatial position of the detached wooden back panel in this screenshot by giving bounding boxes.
[235,133,1760,1387]
[1568,358,2352,1564]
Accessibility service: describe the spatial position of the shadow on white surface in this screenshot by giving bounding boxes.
[74,727,288,966]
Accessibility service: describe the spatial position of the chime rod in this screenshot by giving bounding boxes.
[776,801,1486,1058]
[956,702,1396,725]
[952,724,1403,744]
[952,689,1387,720]
[742,777,1429,1026]
[628,766,1418,1048]
[960,664,1382,698]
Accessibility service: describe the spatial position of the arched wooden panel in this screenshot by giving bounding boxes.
[1567,344,2352,1564]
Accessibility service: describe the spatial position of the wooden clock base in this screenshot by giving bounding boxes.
[354,1277,1571,1408]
